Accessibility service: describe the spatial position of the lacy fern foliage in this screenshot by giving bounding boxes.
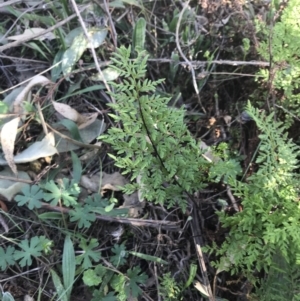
[213,102,300,285]
[101,46,209,209]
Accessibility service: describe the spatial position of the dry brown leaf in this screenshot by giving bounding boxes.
[122,192,144,218]
[1,117,20,175]
[79,142,102,161]
[81,172,128,194]
[78,112,98,129]
[223,115,232,125]
[200,140,219,163]
[13,75,52,115]
[52,101,85,124]
[194,281,209,297]
[8,28,55,41]
[0,168,31,201]
[208,117,216,127]
[80,174,100,192]
[101,172,127,194]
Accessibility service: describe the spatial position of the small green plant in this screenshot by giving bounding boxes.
[159,272,182,301]
[0,154,146,300]
[101,45,210,210]
[256,0,300,126]
[209,102,300,297]
[83,243,155,301]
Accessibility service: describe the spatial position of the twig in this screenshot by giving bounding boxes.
[226,185,239,212]
[69,0,115,103]
[154,264,161,301]
[40,202,181,230]
[0,175,33,184]
[175,1,206,113]
[147,58,270,67]
[191,205,215,301]
[0,214,9,233]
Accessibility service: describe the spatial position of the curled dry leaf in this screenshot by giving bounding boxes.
[0,167,31,201]
[1,117,20,175]
[80,174,100,192]
[79,142,102,161]
[8,28,56,41]
[80,172,127,193]
[52,101,85,124]
[13,75,52,114]
[53,119,105,152]
[52,101,98,129]
[199,140,219,163]
[90,67,120,81]
[223,115,232,125]
[101,172,128,193]
[0,132,57,165]
[194,281,209,298]
[12,132,57,163]
[80,172,143,217]
[78,113,98,129]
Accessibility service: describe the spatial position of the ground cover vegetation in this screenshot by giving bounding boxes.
[0,0,299,300]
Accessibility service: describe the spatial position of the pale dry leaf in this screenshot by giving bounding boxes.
[199,140,219,163]
[8,28,55,41]
[52,101,85,124]
[208,117,216,128]
[122,192,145,218]
[194,281,209,297]
[13,75,52,114]
[1,117,20,175]
[223,115,232,125]
[79,142,102,161]
[23,294,35,301]
[12,132,57,163]
[78,112,98,129]
[80,174,100,192]
[54,119,106,152]
[90,67,120,81]
[101,172,128,194]
[0,168,31,201]
[80,172,128,194]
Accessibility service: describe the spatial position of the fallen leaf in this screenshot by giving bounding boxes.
[52,101,98,129]
[0,167,31,201]
[101,172,128,193]
[223,115,232,125]
[54,119,106,152]
[81,172,127,193]
[208,117,216,127]
[1,117,20,175]
[78,113,98,129]
[122,192,144,218]
[194,281,209,297]
[8,28,56,41]
[52,101,85,124]
[13,132,57,163]
[90,67,120,81]
[80,174,100,192]
[199,140,219,163]
[13,75,52,114]
[0,132,57,165]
